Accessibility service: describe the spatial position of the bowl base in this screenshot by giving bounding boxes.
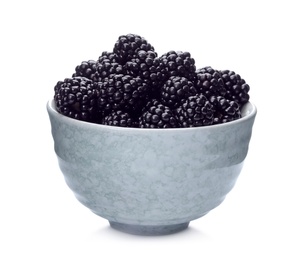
[109,221,190,236]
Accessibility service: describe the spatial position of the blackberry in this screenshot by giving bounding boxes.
[209,96,241,124]
[195,66,226,98]
[102,110,136,128]
[175,94,214,127]
[97,74,149,114]
[158,51,197,82]
[124,50,158,79]
[220,70,250,106]
[54,77,99,122]
[113,34,155,64]
[124,50,161,97]
[97,51,120,64]
[72,60,98,81]
[139,100,179,128]
[160,76,197,108]
[95,61,125,82]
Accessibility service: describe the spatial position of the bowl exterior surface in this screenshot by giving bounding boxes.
[47,100,256,227]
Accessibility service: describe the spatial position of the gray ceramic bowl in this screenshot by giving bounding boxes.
[47,99,256,235]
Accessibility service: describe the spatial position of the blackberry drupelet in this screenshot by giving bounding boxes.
[97,74,149,114]
[102,110,136,128]
[139,100,179,128]
[113,34,155,64]
[220,70,250,106]
[175,94,214,127]
[54,77,99,122]
[161,76,197,108]
[209,96,241,124]
[195,66,226,98]
[158,51,197,82]
[72,60,98,81]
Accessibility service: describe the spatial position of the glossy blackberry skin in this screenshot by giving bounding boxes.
[158,51,197,82]
[220,70,250,106]
[72,60,98,81]
[209,96,241,124]
[102,110,137,128]
[161,76,197,109]
[54,77,99,122]
[175,94,214,127]
[139,100,179,128]
[113,34,155,64]
[195,66,226,98]
[97,74,149,114]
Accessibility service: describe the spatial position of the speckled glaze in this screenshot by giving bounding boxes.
[47,100,256,235]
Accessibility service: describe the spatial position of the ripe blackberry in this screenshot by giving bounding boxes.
[158,51,197,82]
[54,77,99,122]
[97,51,120,64]
[175,94,214,127]
[95,61,125,82]
[72,60,98,81]
[160,76,197,108]
[102,110,136,128]
[195,66,226,98]
[113,34,155,64]
[97,74,149,113]
[139,100,179,128]
[209,96,241,124]
[124,50,158,79]
[124,50,162,97]
[220,70,250,106]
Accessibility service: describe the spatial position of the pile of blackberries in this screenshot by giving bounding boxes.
[54,34,250,128]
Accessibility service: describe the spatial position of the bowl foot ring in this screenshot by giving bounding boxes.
[109,221,190,236]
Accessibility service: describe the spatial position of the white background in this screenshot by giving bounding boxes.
[1,0,303,259]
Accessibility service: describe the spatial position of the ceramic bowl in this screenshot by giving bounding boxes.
[47,99,256,235]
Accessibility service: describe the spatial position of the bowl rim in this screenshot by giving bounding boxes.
[47,99,257,132]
